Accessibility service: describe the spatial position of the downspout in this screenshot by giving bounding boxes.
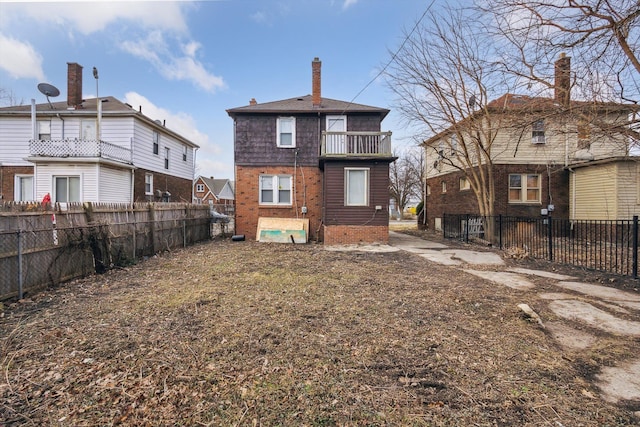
[192,147,198,203]
[31,99,36,140]
[569,168,576,221]
[56,114,65,139]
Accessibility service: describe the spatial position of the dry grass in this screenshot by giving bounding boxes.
[1,236,638,426]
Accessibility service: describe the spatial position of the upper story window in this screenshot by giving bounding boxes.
[509,174,541,203]
[450,134,458,155]
[196,183,205,193]
[345,168,369,206]
[164,147,170,169]
[532,119,546,144]
[277,117,296,148]
[183,145,188,161]
[38,121,51,140]
[81,120,96,140]
[260,174,292,205]
[153,131,160,155]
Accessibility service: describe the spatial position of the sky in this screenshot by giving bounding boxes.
[0,0,436,180]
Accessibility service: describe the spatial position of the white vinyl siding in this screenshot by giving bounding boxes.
[0,117,35,166]
[98,167,132,203]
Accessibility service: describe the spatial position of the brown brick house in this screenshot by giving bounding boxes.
[422,54,637,229]
[227,58,395,244]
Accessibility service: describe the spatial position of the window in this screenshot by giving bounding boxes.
[260,175,292,205]
[326,115,347,153]
[532,119,545,144]
[145,173,153,195]
[277,117,295,147]
[196,183,205,193]
[509,174,541,203]
[459,177,470,190]
[450,134,458,155]
[164,147,170,169]
[81,120,96,140]
[442,181,447,193]
[14,175,34,201]
[183,145,187,161]
[38,121,51,140]
[153,131,159,155]
[426,185,431,196]
[345,168,369,206]
[54,176,80,203]
[437,141,445,159]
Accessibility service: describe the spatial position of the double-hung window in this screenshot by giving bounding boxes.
[277,117,295,148]
[196,183,205,193]
[54,176,81,203]
[345,168,369,206]
[153,131,159,155]
[15,175,34,201]
[81,120,96,140]
[164,147,170,169]
[38,121,51,140]
[532,120,545,144]
[260,175,292,205]
[145,173,154,195]
[183,145,188,161]
[509,174,541,203]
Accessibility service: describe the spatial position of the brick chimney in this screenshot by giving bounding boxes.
[312,57,321,107]
[554,53,570,108]
[249,98,257,106]
[67,62,83,109]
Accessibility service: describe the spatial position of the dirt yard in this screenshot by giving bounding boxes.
[1,233,639,426]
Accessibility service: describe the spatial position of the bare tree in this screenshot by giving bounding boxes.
[385,6,516,220]
[0,87,24,107]
[482,0,640,145]
[389,147,424,218]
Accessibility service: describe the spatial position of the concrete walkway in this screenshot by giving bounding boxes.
[387,231,640,407]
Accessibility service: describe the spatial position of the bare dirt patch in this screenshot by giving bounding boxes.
[1,237,639,426]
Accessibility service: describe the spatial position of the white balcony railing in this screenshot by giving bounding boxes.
[321,131,392,157]
[29,139,133,164]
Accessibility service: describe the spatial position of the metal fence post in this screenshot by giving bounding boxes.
[548,215,553,261]
[465,214,470,243]
[17,230,23,299]
[499,214,503,250]
[633,215,638,279]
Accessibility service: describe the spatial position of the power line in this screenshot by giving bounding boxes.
[340,0,436,115]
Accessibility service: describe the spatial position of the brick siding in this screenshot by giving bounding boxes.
[1,166,35,201]
[323,225,389,244]
[133,169,193,203]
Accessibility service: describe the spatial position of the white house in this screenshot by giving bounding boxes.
[0,62,199,204]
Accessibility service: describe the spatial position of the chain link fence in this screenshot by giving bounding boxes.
[1,202,217,300]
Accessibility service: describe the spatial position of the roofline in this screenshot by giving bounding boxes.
[567,156,640,169]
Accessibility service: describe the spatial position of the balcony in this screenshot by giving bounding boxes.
[320,131,392,157]
[29,139,133,164]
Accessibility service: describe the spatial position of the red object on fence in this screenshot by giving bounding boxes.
[41,193,51,208]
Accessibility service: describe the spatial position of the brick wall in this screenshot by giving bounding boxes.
[133,169,193,203]
[324,225,389,244]
[1,166,35,201]
[235,165,323,241]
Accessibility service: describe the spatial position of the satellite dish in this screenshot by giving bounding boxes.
[38,83,60,109]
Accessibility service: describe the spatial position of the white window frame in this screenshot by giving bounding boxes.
[153,131,159,155]
[164,147,170,170]
[259,174,292,205]
[81,120,96,140]
[277,117,296,148]
[14,175,34,201]
[183,145,188,161]
[53,175,81,203]
[145,173,154,195]
[344,167,369,206]
[196,183,205,192]
[459,177,470,191]
[38,121,51,140]
[442,181,447,193]
[509,173,541,204]
[532,119,546,144]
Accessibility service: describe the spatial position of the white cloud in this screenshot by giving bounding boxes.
[9,2,189,35]
[120,31,225,93]
[343,0,359,10]
[0,33,45,80]
[123,91,224,176]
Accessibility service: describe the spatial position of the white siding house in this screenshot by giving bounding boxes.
[0,62,199,204]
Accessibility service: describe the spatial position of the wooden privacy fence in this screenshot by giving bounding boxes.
[442,214,640,277]
[0,202,214,300]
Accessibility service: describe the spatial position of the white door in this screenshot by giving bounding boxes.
[326,115,346,154]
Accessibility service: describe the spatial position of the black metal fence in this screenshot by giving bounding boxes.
[0,202,215,300]
[442,214,639,278]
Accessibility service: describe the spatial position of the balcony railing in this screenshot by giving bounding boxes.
[29,139,133,164]
[321,131,392,157]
